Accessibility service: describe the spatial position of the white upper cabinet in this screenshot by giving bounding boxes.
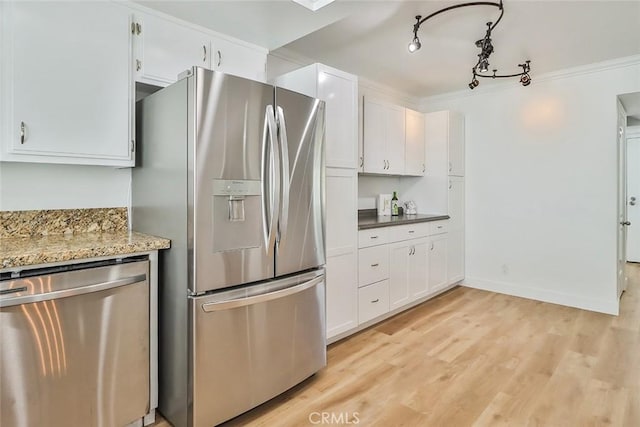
[405,108,426,176]
[362,97,406,175]
[448,112,465,176]
[425,110,465,176]
[132,11,211,86]
[1,1,134,166]
[213,37,267,82]
[131,10,267,86]
[275,64,358,169]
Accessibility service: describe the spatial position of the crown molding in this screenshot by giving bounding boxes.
[268,47,315,67]
[421,54,640,108]
[359,76,422,107]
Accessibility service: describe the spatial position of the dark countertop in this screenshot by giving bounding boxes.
[358,209,449,230]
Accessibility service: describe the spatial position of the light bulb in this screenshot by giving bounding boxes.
[408,37,421,53]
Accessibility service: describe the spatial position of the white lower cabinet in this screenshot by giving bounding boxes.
[358,280,390,325]
[325,168,358,340]
[389,239,428,310]
[326,253,358,338]
[357,222,451,328]
[429,234,448,292]
[447,229,464,285]
[410,241,430,299]
[358,245,389,286]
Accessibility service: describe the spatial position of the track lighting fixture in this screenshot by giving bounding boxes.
[409,0,532,90]
[408,36,421,53]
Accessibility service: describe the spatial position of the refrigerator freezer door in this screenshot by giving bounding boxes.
[193,69,277,293]
[190,270,326,427]
[274,87,326,277]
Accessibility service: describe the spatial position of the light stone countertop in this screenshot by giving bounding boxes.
[0,231,170,270]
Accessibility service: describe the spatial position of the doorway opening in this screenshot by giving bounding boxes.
[617,91,640,299]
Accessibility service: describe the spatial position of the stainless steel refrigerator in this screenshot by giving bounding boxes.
[132,67,326,427]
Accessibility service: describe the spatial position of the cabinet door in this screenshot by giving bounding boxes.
[133,12,211,86]
[326,252,358,339]
[2,2,133,166]
[410,240,429,299]
[425,111,449,177]
[448,177,465,231]
[429,235,448,292]
[326,169,357,257]
[317,67,358,169]
[213,37,267,82]
[386,104,406,175]
[447,229,464,285]
[326,168,358,339]
[389,242,411,310]
[448,112,465,176]
[405,108,425,176]
[363,98,387,174]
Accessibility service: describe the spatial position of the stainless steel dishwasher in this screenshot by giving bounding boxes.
[0,257,150,427]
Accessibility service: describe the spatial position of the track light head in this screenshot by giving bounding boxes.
[520,73,531,86]
[408,36,421,53]
[479,59,489,73]
[468,78,479,89]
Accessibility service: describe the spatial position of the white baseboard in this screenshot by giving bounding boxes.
[463,277,619,315]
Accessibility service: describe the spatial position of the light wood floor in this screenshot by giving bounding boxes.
[154,264,640,426]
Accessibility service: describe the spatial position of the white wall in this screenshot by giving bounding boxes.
[421,56,640,314]
[0,162,131,211]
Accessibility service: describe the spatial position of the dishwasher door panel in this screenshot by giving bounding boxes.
[0,264,150,427]
[191,271,326,427]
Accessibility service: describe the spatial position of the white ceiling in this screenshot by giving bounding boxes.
[138,1,640,97]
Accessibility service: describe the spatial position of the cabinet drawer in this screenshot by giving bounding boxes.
[358,245,389,286]
[358,228,389,248]
[358,280,390,324]
[389,223,430,242]
[430,220,449,235]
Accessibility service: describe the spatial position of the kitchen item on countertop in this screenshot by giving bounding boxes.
[391,191,399,216]
[404,200,417,215]
[377,194,392,216]
[132,67,326,427]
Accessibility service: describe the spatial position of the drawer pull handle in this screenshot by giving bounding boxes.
[370,236,378,239]
[370,263,379,267]
[371,299,379,303]
[437,226,443,229]
[408,230,415,234]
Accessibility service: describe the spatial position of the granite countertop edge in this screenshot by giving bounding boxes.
[358,214,450,230]
[1,231,171,270]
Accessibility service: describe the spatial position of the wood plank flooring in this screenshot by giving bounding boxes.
[154,264,640,426]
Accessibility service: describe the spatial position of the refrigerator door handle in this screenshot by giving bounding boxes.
[262,105,280,256]
[201,275,323,312]
[276,106,290,246]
